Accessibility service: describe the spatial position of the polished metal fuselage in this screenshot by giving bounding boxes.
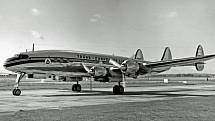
[4,50,129,77]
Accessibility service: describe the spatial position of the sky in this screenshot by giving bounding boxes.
[1,0,215,73]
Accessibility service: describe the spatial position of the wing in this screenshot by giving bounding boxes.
[145,54,215,68]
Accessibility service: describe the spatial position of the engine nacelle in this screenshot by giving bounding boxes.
[91,66,108,77]
[90,66,109,82]
[94,68,122,82]
[195,63,204,71]
[122,60,140,77]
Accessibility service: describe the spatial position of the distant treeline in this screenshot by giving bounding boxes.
[149,73,215,77]
[1,73,215,78]
[0,74,16,77]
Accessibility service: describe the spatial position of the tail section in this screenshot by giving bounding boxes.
[196,45,204,57]
[195,45,204,71]
[161,47,172,61]
[133,49,144,61]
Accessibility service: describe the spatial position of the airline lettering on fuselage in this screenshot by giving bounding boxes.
[76,54,124,64]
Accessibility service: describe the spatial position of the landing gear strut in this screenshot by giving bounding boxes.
[72,82,81,92]
[113,82,124,95]
[13,73,25,96]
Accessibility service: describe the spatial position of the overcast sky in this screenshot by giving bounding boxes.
[1,0,215,73]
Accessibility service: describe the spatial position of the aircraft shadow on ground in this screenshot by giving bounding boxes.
[42,88,211,97]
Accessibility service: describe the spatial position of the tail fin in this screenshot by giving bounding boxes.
[161,47,172,61]
[196,45,204,57]
[133,49,144,60]
[195,45,204,71]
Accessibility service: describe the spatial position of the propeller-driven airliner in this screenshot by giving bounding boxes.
[4,45,215,96]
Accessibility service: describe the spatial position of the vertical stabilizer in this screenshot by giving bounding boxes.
[195,45,204,71]
[134,49,144,60]
[161,47,172,61]
[196,45,204,57]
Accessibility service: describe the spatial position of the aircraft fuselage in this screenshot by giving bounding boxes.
[4,50,130,77]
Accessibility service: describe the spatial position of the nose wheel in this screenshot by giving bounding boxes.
[12,73,25,96]
[12,88,21,96]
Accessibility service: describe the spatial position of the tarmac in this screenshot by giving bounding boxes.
[1,84,215,114]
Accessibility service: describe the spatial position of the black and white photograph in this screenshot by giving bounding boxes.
[1,0,215,120]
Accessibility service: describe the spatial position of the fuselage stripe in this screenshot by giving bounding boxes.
[4,56,119,67]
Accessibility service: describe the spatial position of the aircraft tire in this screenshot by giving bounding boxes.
[113,85,118,94]
[113,85,124,95]
[118,85,124,94]
[12,88,21,96]
[72,84,77,91]
[76,84,81,92]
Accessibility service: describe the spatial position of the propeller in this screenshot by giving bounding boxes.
[81,63,108,77]
[81,63,94,75]
[109,58,139,76]
[109,59,135,87]
[109,59,127,72]
[109,59,122,68]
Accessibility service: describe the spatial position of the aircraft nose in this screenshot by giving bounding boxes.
[3,56,16,69]
[3,58,9,69]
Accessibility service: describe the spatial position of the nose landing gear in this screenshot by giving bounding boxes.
[12,73,25,96]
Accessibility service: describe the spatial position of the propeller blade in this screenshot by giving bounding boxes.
[109,58,121,68]
[81,63,91,73]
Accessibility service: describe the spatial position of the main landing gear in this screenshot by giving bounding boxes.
[72,82,81,92]
[113,82,124,95]
[13,73,25,96]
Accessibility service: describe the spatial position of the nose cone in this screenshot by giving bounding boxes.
[3,58,10,70]
[3,56,18,71]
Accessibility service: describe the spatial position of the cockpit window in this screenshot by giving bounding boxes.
[18,54,29,59]
[7,54,29,62]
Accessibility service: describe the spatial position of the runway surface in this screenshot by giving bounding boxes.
[1,84,215,114]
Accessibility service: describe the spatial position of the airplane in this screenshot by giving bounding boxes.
[3,44,215,96]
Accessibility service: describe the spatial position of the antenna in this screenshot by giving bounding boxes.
[32,43,34,52]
